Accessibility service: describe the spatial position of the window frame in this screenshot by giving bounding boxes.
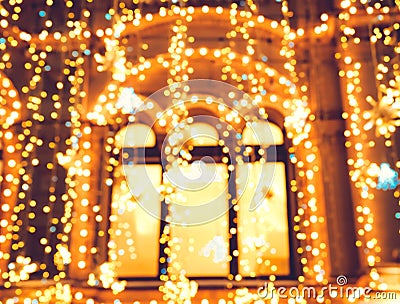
[107,115,300,282]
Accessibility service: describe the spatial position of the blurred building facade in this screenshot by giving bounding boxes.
[0,0,399,303]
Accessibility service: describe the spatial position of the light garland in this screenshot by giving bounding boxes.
[88,0,327,295]
[1,0,395,302]
[338,0,400,290]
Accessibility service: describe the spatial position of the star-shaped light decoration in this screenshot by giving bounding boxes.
[242,236,268,252]
[376,163,399,191]
[37,283,73,304]
[363,85,400,136]
[116,87,144,114]
[200,235,228,263]
[284,98,311,145]
[87,262,127,295]
[7,256,39,283]
[53,244,72,271]
[94,15,127,83]
[160,270,198,304]
[56,148,84,177]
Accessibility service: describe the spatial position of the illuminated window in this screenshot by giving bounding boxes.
[237,162,290,276]
[114,124,156,148]
[109,119,294,279]
[111,124,160,277]
[110,165,162,277]
[168,163,230,276]
[242,121,284,146]
[186,122,219,146]
[238,121,290,276]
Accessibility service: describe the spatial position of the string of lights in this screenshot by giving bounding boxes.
[337,0,400,290]
[0,0,398,303]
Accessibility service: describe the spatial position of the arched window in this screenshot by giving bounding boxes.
[109,118,294,279]
[114,124,156,148]
[242,121,284,146]
[111,124,160,277]
[239,121,290,276]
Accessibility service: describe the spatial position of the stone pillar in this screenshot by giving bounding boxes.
[68,124,104,281]
[308,42,360,277]
[338,39,400,266]
[0,125,22,285]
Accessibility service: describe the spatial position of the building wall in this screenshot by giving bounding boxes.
[0,0,399,303]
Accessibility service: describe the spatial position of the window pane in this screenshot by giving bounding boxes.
[114,124,156,148]
[189,122,219,146]
[237,162,290,276]
[242,122,284,146]
[110,165,162,277]
[169,164,230,276]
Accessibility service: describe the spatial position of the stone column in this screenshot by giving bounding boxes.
[0,125,22,285]
[338,39,400,266]
[68,124,105,281]
[308,41,360,277]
